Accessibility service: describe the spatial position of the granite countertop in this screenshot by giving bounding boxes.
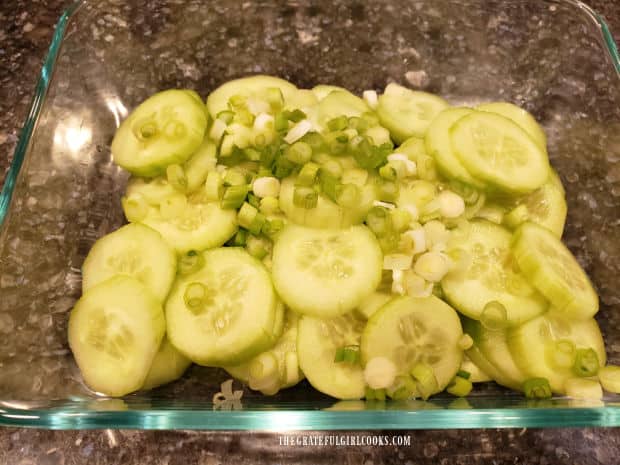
[1,1,620,464]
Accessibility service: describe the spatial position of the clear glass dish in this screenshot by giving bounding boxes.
[1,0,619,430]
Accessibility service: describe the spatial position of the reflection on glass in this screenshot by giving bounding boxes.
[53,117,92,154]
[106,97,128,128]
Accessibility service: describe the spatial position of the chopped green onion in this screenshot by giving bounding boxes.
[234,108,254,126]
[387,375,417,400]
[252,176,280,198]
[219,134,235,157]
[232,229,247,247]
[293,186,318,209]
[438,190,465,218]
[327,116,349,132]
[573,348,600,377]
[383,253,413,271]
[237,202,259,230]
[379,231,400,254]
[224,169,247,187]
[348,116,368,133]
[274,112,289,132]
[265,87,284,110]
[335,346,360,364]
[178,250,205,275]
[379,164,398,181]
[523,377,552,399]
[259,196,280,215]
[248,212,266,236]
[283,109,306,123]
[228,94,247,109]
[247,192,261,209]
[184,282,208,313]
[326,132,348,155]
[361,111,379,127]
[321,160,343,180]
[390,209,413,233]
[457,370,471,380]
[551,339,576,369]
[286,141,313,164]
[300,132,326,153]
[334,347,345,363]
[416,154,437,181]
[335,183,360,208]
[244,147,262,162]
[262,217,284,236]
[273,155,296,179]
[447,376,473,397]
[254,133,267,148]
[221,184,250,210]
[480,301,508,331]
[205,171,224,201]
[284,120,313,144]
[413,251,450,282]
[246,235,270,259]
[504,204,530,229]
[297,162,320,187]
[366,206,393,237]
[121,195,148,223]
[376,179,399,203]
[410,362,438,400]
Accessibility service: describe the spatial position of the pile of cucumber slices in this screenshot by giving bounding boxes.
[68,75,620,401]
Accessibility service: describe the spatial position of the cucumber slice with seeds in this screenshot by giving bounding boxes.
[508,313,606,393]
[125,177,177,205]
[142,337,192,390]
[165,248,277,366]
[361,296,463,396]
[317,90,370,126]
[68,276,165,396]
[272,224,382,317]
[377,83,449,143]
[184,138,217,192]
[112,90,208,177]
[312,85,348,101]
[441,220,548,325]
[450,111,549,194]
[82,223,177,302]
[355,292,393,320]
[298,313,366,399]
[477,102,547,151]
[512,222,598,320]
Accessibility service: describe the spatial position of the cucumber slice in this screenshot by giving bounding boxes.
[298,313,366,399]
[125,176,177,205]
[508,313,606,393]
[272,224,382,317]
[165,247,277,366]
[68,276,165,396]
[441,220,548,325]
[459,354,492,383]
[424,107,485,188]
[317,90,370,126]
[184,138,217,192]
[206,75,297,119]
[376,83,449,143]
[278,176,376,229]
[548,168,566,196]
[81,223,177,302]
[269,300,286,345]
[512,222,599,319]
[450,111,549,194]
[464,343,519,390]
[461,316,526,389]
[112,90,208,177]
[142,200,238,255]
[225,310,304,395]
[361,296,463,395]
[312,85,348,101]
[285,89,319,110]
[142,337,192,390]
[356,292,393,320]
[477,102,547,151]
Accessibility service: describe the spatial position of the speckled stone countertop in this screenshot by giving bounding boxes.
[1,1,620,464]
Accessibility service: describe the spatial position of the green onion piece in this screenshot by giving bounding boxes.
[348,116,368,133]
[365,386,376,401]
[259,196,280,215]
[248,212,266,236]
[343,346,360,364]
[247,193,261,209]
[219,134,236,158]
[273,155,295,179]
[286,141,313,165]
[293,186,319,209]
[232,229,247,247]
[274,112,289,132]
[480,301,508,331]
[551,339,577,369]
[336,183,360,208]
[411,362,439,401]
[447,376,473,397]
[457,370,471,380]
[254,133,267,148]
[301,132,326,153]
[283,109,306,123]
[379,231,400,254]
[132,118,158,141]
[237,202,259,230]
[221,184,250,210]
[235,108,254,126]
[244,147,262,162]
[390,209,413,233]
[228,94,247,109]
[374,388,386,402]
[379,164,398,181]
[178,250,205,275]
[387,375,416,400]
[327,115,349,132]
[121,195,148,223]
[257,166,273,178]
[224,169,247,187]
[166,164,188,191]
[361,111,380,127]
[265,87,284,110]
[320,176,340,202]
[297,162,320,187]
[376,180,399,203]
[334,348,345,363]
[184,282,208,313]
[321,160,343,179]
[366,206,393,237]
[262,217,284,236]
[216,110,235,124]
[205,172,224,201]
[523,377,552,399]
[259,144,277,168]
[504,204,529,229]
[246,235,270,259]
[326,132,348,155]
[573,348,600,377]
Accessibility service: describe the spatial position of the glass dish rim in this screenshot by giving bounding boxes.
[0,0,619,430]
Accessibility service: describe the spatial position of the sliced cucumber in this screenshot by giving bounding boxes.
[278,175,376,229]
[165,247,277,366]
[312,85,348,101]
[68,276,165,396]
[81,223,176,302]
[356,292,393,320]
[441,220,548,325]
[298,313,366,399]
[125,176,177,205]
[361,296,463,395]
[459,354,492,383]
[206,75,297,119]
[424,107,484,188]
[142,337,192,390]
[548,168,566,196]
[376,83,449,143]
[477,102,547,151]
[464,343,519,390]
[112,90,208,177]
[272,224,382,317]
[317,90,370,126]
[141,200,237,255]
[508,313,606,393]
[461,316,526,389]
[450,111,549,194]
[184,138,217,192]
[284,89,319,110]
[225,310,303,395]
[512,222,598,320]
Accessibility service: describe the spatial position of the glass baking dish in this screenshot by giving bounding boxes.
[1,0,619,430]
